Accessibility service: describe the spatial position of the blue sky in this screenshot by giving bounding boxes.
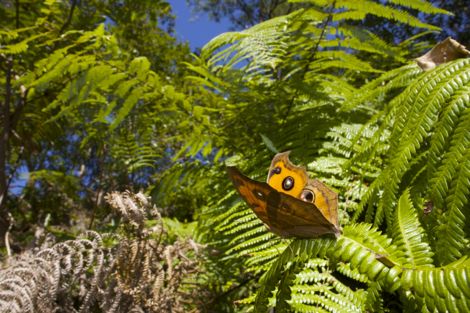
[168,1,232,50]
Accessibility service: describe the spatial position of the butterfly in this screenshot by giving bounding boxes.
[227,152,341,238]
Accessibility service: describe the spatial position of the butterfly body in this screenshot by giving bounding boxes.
[227,152,341,238]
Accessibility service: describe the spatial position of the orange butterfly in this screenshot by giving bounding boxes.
[227,152,341,238]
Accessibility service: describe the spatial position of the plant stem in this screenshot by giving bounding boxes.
[282,0,336,123]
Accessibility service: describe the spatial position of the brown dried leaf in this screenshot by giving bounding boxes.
[415,37,470,71]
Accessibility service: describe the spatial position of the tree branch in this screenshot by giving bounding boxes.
[236,0,255,27]
[0,0,20,235]
[59,0,77,34]
[15,0,19,28]
[0,59,12,212]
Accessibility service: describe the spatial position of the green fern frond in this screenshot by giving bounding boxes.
[222,215,261,236]
[245,242,287,271]
[430,101,470,264]
[364,282,385,313]
[250,224,407,312]
[388,60,469,154]
[227,231,276,253]
[352,59,466,166]
[213,202,252,229]
[383,64,469,223]
[290,290,363,313]
[309,50,383,73]
[227,223,268,239]
[198,0,444,87]
[337,261,369,284]
[321,27,405,62]
[388,0,449,14]
[290,259,366,313]
[427,87,470,178]
[401,256,470,312]
[0,31,48,54]
[434,148,470,264]
[429,106,470,206]
[202,12,296,77]
[344,63,423,110]
[353,58,470,227]
[390,190,434,267]
[254,239,336,312]
[332,0,441,30]
[335,225,401,287]
[108,127,161,173]
[209,194,285,272]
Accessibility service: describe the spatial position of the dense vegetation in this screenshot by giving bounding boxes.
[1,0,469,312]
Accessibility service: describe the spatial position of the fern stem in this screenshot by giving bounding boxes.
[282,0,337,123]
[4,213,13,257]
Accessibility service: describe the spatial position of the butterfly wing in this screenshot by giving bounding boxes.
[273,192,340,237]
[308,179,340,230]
[267,151,308,198]
[227,166,340,238]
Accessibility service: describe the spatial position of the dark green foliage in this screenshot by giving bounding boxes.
[190,1,470,55]
[0,0,191,243]
[1,0,470,312]
[182,1,470,312]
[351,58,470,265]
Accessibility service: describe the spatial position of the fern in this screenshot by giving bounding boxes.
[244,220,470,312]
[349,58,470,265]
[0,231,105,313]
[174,1,469,311]
[344,63,423,110]
[0,192,203,312]
[290,259,366,313]
[215,195,284,271]
[198,0,446,85]
[390,190,434,267]
[254,238,336,311]
[245,223,404,312]
[401,256,470,312]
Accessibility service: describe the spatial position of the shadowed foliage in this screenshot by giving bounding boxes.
[1,0,469,312]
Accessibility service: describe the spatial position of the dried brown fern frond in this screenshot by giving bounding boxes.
[0,231,104,313]
[105,191,204,312]
[0,191,205,313]
[105,191,155,228]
